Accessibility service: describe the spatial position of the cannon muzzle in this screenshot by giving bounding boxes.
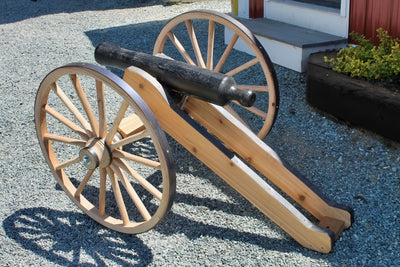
[95,42,255,107]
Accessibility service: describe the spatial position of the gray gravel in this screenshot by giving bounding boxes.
[1,0,399,266]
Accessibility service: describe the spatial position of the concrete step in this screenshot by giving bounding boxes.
[228,18,347,72]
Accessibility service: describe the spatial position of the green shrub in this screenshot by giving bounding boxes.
[324,28,400,81]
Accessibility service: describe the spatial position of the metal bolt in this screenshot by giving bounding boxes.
[82,155,91,166]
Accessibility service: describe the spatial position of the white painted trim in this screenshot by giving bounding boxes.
[264,0,350,37]
[238,0,249,19]
[340,0,351,17]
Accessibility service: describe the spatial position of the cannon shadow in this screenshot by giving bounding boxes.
[0,0,164,24]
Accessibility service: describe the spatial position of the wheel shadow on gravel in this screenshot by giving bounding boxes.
[3,201,315,267]
[3,207,153,266]
[0,0,164,24]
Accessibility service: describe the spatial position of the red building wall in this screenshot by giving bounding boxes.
[349,0,400,44]
[249,0,264,18]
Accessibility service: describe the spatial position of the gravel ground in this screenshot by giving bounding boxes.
[0,0,399,266]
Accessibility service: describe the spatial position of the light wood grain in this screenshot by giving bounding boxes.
[51,82,92,133]
[70,74,99,136]
[153,10,279,138]
[214,33,239,72]
[113,157,163,201]
[35,64,175,235]
[225,57,259,76]
[206,20,215,70]
[105,100,129,145]
[123,66,346,253]
[44,133,86,147]
[184,98,352,229]
[111,163,151,221]
[167,32,196,66]
[96,80,107,138]
[118,113,146,138]
[107,167,130,225]
[185,19,206,68]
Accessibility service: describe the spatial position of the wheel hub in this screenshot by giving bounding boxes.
[79,138,111,170]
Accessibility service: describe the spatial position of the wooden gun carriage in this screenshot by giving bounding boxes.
[35,10,353,253]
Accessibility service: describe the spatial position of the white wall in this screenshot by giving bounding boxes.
[238,0,249,19]
[263,0,350,37]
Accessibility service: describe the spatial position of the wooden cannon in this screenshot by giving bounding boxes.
[35,10,353,253]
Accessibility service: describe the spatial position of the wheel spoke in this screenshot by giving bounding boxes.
[44,133,86,147]
[111,163,152,221]
[51,82,93,133]
[106,167,130,225]
[206,20,215,70]
[109,129,149,151]
[55,156,81,170]
[214,33,239,72]
[113,158,162,201]
[153,11,279,138]
[96,80,107,139]
[74,169,95,199]
[232,101,268,119]
[185,20,206,68]
[167,31,196,65]
[113,149,161,170]
[69,74,99,136]
[44,105,89,139]
[237,84,269,92]
[99,168,107,217]
[37,63,175,234]
[225,57,259,77]
[105,100,129,145]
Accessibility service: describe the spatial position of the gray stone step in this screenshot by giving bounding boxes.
[292,0,341,9]
[240,18,347,48]
[234,18,347,72]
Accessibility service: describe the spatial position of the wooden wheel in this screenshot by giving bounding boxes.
[154,10,279,138]
[35,63,175,234]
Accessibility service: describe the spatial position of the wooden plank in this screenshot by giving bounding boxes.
[319,216,346,240]
[123,66,337,253]
[183,98,353,229]
[118,113,146,138]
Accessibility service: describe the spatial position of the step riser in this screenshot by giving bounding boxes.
[264,0,349,37]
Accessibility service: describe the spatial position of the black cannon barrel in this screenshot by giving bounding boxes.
[95,42,255,107]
